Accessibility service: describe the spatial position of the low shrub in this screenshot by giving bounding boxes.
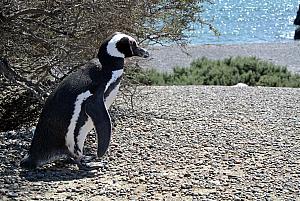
[138,56,300,87]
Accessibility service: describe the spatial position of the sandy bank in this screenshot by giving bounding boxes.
[139,42,300,73]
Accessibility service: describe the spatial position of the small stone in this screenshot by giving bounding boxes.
[7,192,18,198]
[148,145,155,149]
[181,183,193,189]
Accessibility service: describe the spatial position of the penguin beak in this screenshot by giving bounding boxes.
[133,47,150,58]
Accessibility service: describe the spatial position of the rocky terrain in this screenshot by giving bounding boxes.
[0,86,299,200]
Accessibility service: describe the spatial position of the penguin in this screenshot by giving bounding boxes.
[20,32,149,170]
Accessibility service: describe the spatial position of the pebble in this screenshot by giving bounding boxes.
[7,192,18,198]
[0,86,299,200]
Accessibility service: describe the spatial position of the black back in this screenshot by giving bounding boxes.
[28,60,113,158]
[22,32,149,166]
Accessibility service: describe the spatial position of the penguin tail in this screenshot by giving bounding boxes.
[20,155,38,170]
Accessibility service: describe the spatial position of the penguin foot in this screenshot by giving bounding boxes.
[20,155,38,170]
[74,160,98,171]
[83,155,96,162]
[65,155,98,170]
[60,157,90,170]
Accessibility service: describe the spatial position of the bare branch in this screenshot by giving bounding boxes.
[4,8,56,21]
[0,58,45,101]
[0,0,216,130]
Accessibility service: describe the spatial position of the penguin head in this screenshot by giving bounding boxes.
[104,32,149,59]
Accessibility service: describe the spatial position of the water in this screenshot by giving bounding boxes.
[188,0,299,44]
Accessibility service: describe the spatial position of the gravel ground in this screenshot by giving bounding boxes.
[139,42,300,73]
[1,86,300,200]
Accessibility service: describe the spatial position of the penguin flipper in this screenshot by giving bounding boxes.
[85,94,112,158]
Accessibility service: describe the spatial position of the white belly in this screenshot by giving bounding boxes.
[104,83,121,108]
[76,116,94,157]
[65,69,123,157]
[65,91,92,155]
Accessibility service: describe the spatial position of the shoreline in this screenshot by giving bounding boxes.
[139,41,300,73]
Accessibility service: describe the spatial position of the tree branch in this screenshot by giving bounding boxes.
[0,58,45,101]
[4,8,55,21]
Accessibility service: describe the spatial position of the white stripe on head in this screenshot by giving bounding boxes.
[66,91,92,154]
[106,33,136,58]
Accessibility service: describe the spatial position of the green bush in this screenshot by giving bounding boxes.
[138,56,300,88]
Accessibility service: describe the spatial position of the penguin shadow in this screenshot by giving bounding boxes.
[19,160,100,182]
